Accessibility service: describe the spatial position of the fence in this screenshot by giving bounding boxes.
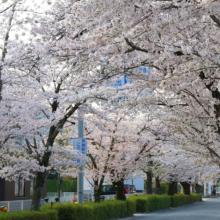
[0,199,45,212]
[0,193,135,212]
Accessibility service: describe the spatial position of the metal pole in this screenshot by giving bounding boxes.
[78,110,84,204]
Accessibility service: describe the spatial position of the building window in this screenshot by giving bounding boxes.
[30,178,36,196]
[15,178,25,197]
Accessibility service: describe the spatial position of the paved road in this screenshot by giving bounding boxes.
[121,197,220,220]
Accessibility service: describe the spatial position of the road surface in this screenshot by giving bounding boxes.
[121,197,220,220]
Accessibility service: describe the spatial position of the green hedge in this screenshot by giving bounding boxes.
[0,210,57,220]
[47,180,77,192]
[170,193,202,207]
[128,193,202,212]
[2,193,202,220]
[127,194,171,213]
[191,193,203,202]
[40,200,135,220]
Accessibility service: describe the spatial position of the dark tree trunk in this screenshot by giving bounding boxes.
[94,185,102,203]
[180,182,190,195]
[155,177,161,194]
[30,140,54,210]
[146,171,153,194]
[30,171,47,211]
[168,181,177,196]
[196,184,201,193]
[93,177,105,203]
[113,180,126,201]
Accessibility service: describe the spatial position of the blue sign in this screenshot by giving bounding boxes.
[73,138,87,164]
[110,67,150,89]
[109,67,151,105]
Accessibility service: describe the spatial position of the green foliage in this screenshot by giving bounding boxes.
[126,199,136,216]
[127,194,171,213]
[161,182,169,194]
[191,193,203,202]
[61,180,77,192]
[1,193,203,220]
[47,180,77,192]
[170,193,202,207]
[41,203,81,220]
[41,200,134,220]
[0,210,57,220]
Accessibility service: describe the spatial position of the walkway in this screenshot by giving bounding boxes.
[121,197,220,220]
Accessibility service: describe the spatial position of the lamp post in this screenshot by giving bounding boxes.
[78,110,84,204]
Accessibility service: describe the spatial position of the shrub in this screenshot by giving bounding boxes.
[127,194,170,213]
[136,198,149,212]
[41,199,132,220]
[191,193,202,202]
[126,199,136,216]
[127,196,149,213]
[47,180,77,193]
[0,210,57,220]
[86,200,128,219]
[169,194,202,207]
[41,203,80,220]
[61,180,77,192]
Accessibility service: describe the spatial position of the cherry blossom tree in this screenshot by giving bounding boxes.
[1,0,219,210]
[81,104,170,201]
[0,0,120,210]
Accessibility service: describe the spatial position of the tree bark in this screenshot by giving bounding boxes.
[0,4,16,101]
[94,184,102,203]
[30,171,47,211]
[155,177,161,194]
[93,176,105,203]
[168,181,177,196]
[180,182,190,195]
[113,180,126,201]
[145,171,153,194]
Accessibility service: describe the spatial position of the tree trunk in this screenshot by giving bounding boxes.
[196,184,201,193]
[30,141,53,210]
[93,180,103,202]
[168,181,177,196]
[113,180,126,201]
[30,171,47,211]
[94,186,102,202]
[0,4,16,101]
[180,182,190,195]
[146,171,153,194]
[155,177,161,195]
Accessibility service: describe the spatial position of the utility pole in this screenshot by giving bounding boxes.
[77,110,84,204]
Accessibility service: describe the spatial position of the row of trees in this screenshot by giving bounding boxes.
[0,0,219,210]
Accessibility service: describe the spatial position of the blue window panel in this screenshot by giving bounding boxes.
[82,144,85,147]
[77,146,80,150]
[124,75,127,84]
[117,80,122,86]
[82,147,85,151]
[82,139,85,143]
[76,159,80,163]
[111,82,118,87]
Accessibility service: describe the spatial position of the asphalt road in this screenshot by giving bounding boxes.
[121,197,220,220]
